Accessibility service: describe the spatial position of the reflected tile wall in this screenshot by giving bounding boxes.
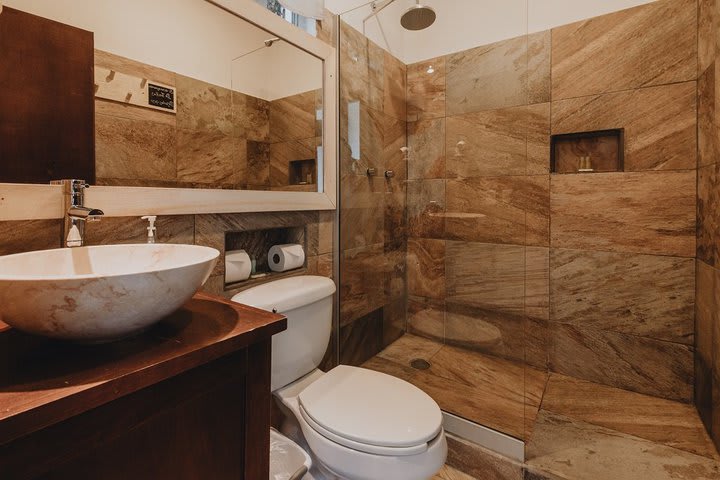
[339,19,408,360]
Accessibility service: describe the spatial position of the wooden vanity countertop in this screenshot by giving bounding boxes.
[0,292,286,446]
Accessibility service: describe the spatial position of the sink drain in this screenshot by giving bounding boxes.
[410,358,431,370]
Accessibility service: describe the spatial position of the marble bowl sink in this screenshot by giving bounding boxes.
[0,244,219,342]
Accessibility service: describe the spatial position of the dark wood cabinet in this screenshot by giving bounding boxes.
[0,294,285,479]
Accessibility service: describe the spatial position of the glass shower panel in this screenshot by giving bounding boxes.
[338,0,539,449]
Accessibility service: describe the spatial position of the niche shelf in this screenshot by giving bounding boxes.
[289,159,317,186]
[223,226,306,290]
[550,129,624,174]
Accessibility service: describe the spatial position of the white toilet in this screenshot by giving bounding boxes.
[232,275,447,480]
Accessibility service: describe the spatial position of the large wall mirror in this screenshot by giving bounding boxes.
[0,0,336,219]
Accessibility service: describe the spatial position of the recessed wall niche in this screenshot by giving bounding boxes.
[224,226,306,288]
[551,129,624,174]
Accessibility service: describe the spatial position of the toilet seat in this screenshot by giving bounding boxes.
[299,404,429,456]
[298,366,442,456]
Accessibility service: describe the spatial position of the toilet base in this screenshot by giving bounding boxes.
[274,371,447,480]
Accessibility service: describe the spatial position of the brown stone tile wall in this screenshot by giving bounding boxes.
[696,0,720,452]
[94,49,320,192]
[338,21,408,364]
[404,0,698,404]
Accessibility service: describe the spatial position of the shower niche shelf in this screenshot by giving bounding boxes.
[551,129,624,174]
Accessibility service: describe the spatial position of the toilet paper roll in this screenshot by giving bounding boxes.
[268,244,305,272]
[225,249,252,282]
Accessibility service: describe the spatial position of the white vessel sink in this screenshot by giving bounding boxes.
[0,244,219,342]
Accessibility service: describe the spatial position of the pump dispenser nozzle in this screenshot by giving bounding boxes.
[141,215,157,244]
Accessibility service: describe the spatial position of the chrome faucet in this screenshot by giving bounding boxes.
[51,179,104,247]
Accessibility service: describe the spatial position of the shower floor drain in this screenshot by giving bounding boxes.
[410,358,431,370]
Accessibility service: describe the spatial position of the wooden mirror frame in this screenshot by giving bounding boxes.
[0,0,337,220]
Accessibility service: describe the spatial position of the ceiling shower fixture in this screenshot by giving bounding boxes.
[400,0,436,30]
[363,0,436,32]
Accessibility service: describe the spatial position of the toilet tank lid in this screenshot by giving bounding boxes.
[231,275,336,312]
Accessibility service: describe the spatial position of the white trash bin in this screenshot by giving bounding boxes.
[270,428,313,480]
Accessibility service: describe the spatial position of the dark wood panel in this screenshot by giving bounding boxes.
[0,352,247,480]
[244,340,272,479]
[0,7,95,183]
[0,292,285,446]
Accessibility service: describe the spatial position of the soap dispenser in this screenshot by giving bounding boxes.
[141,215,157,244]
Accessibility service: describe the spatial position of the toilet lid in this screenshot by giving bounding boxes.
[298,365,442,449]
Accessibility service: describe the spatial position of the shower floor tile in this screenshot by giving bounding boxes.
[539,374,720,460]
[365,334,720,480]
[362,333,548,441]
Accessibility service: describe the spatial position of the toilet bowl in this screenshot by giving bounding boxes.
[232,276,446,480]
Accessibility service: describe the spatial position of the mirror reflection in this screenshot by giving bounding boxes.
[0,0,324,192]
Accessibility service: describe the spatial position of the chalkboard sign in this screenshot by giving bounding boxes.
[148,83,175,111]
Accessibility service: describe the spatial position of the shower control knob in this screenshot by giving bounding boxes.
[366,168,377,176]
[385,170,395,178]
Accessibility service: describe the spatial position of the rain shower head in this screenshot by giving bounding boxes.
[400,1,436,31]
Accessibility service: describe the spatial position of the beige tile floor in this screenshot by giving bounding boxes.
[365,334,720,480]
[363,334,547,440]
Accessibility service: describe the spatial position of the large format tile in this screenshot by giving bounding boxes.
[527,31,551,105]
[446,105,550,178]
[408,118,446,179]
[233,92,270,142]
[541,374,720,460]
[698,62,718,169]
[407,238,445,299]
[551,82,696,171]
[407,56,446,121]
[550,249,694,344]
[95,114,176,182]
[339,243,387,324]
[0,220,61,256]
[551,0,697,100]
[269,90,317,143]
[376,333,443,366]
[444,301,525,364]
[550,171,696,257]
[269,138,316,188]
[407,296,445,341]
[409,345,546,440]
[339,309,384,366]
[176,74,234,136]
[339,21,369,103]
[176,129,239,187]
[384,50,406,121]
[407,179,445,239]
[550,324,693,402]
[526,411,720,480]
[445,241,525,312]
[698,164,720,266]
[85,216,194,246]
[699,0,719,75]
[446,35,527,115]
[445,176,549,246]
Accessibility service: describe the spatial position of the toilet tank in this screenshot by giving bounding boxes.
[231,275,336,391]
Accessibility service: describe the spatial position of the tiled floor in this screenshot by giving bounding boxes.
[364,334,720,480]
[363,333,547,440]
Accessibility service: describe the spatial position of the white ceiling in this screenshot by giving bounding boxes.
[326,0,657,64]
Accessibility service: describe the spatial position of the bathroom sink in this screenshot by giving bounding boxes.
[0,244,219,342]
